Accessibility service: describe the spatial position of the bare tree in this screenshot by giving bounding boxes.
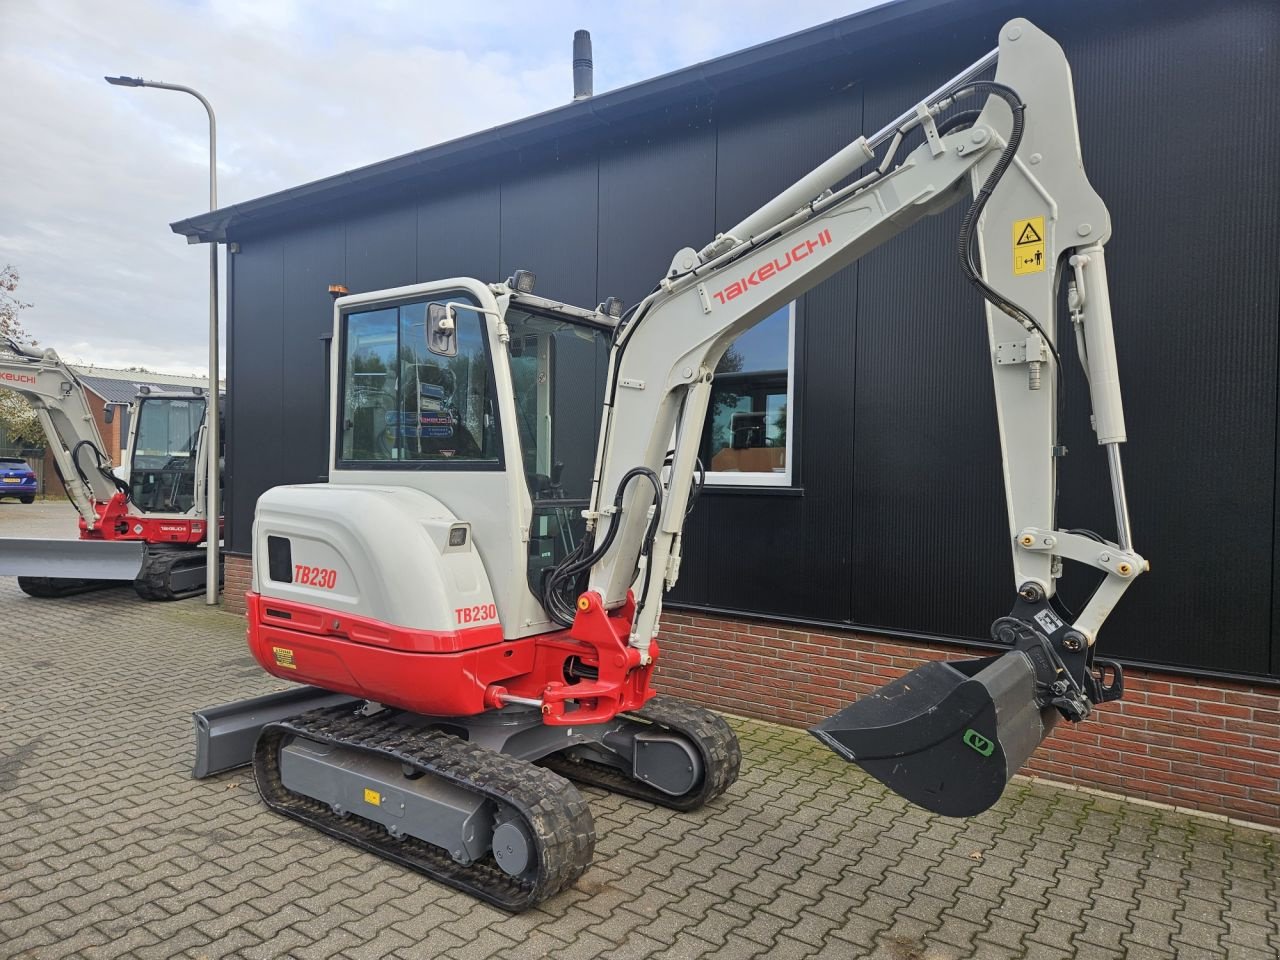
[0,266,44,448]
[0,265,33,345]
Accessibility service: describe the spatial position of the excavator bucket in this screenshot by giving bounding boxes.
[0,537,146,580]
[811,651,1056,817]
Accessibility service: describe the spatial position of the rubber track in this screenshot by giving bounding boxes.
[16,576,117,598]
[542,695,742,812]
[133,548,211,601]
[254,704,596,912]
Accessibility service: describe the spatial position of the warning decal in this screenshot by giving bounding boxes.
[363,787,382,807]
[1012,216,1046,276]
[272,646,296,670]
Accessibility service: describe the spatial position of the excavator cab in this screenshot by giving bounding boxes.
[127,392,209,513]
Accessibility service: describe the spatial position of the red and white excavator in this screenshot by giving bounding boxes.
[0,336,223,599]
[195,19,1146,910]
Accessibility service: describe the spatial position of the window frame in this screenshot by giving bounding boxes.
[702,300,797,488]
[333,290,505,473]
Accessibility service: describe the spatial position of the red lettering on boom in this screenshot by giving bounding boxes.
[710,228,832,306]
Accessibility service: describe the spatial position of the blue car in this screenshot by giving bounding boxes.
[0,457,38,504]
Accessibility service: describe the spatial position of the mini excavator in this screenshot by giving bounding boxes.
[195,20,1146,910]
[0,337,223,599]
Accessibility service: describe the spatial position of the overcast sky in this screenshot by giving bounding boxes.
[0,0,884,376]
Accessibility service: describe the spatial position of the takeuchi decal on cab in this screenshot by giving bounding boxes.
[711,228,833,305]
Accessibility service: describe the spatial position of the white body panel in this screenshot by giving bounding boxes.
[253,483,496,632]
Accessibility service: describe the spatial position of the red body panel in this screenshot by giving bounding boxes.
[246,590,657,723]
[77,492,217,545]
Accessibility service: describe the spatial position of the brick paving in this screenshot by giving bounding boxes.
[1,574,1278,960]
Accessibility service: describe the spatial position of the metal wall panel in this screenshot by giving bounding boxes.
[1046,1,1280,675]
[226,234,285,553]
[344,205,416,294]
[596,127,717,308]
[281,224,345,489]
[416,184,500,283]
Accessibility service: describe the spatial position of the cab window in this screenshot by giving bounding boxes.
[337,296,501,468]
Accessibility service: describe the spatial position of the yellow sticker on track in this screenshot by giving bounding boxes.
[363,788,381,806]
[1012,216,1045,275]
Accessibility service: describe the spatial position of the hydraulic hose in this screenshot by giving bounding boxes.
[542,467,663,627]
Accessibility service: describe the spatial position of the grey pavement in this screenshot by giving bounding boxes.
[1,520,1278,959]
[0,499,79,539]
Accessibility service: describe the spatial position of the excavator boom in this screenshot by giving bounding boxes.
[564,18,1144,815]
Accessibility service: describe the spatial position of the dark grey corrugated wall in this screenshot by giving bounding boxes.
[224,0,1280,680]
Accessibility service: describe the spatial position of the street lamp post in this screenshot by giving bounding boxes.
[105,75,221,605]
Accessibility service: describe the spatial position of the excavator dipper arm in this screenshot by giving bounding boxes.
[558,19,1145,815]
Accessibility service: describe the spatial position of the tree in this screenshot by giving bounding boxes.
[1,264,32,345]
[0,266,44,449]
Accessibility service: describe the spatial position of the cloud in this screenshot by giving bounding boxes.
[0,0,880,374]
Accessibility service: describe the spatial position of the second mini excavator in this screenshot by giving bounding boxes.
[196,19,1146,910]
[0,336,223,600]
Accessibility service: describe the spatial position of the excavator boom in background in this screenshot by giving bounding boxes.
[195,19,1145,909]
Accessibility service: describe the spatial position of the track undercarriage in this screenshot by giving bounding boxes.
[238,694,739,911]
[18,544,219,601]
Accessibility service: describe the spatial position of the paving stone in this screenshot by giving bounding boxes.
[0,572,1277,960]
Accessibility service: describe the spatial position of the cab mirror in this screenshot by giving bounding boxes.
[104,405,115,424]
[427,302,458,357]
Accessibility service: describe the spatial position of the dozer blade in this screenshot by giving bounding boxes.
[811,651,1056,817]
[0,537,146,580]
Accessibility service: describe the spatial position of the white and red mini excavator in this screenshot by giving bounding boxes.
[0,337,223,599]
[196,20,1146,910]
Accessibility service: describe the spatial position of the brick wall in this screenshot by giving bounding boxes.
[42,390,123,498]
[658,609,1280,828]
[223,552,252,614]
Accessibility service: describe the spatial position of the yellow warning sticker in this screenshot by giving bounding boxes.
[272,646,296,670]
[363,788,381,806]
[1012,216,1045,275]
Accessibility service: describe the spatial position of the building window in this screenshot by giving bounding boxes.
[699,302,795,486]
[337,297,501,468]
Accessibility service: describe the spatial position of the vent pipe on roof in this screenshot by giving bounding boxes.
[573,30,593,100]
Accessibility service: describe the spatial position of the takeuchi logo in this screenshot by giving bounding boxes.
[711,228,833,305]
[0,371,38,385]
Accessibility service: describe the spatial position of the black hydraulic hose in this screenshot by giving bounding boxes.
[542,466,663,627]
[954,81,1062,373]
[70,439,130,498]
[935,109,984,136]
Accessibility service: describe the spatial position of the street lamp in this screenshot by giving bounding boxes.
[105,75,221,605]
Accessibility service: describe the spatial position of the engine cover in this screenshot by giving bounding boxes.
[252,483,497,635]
